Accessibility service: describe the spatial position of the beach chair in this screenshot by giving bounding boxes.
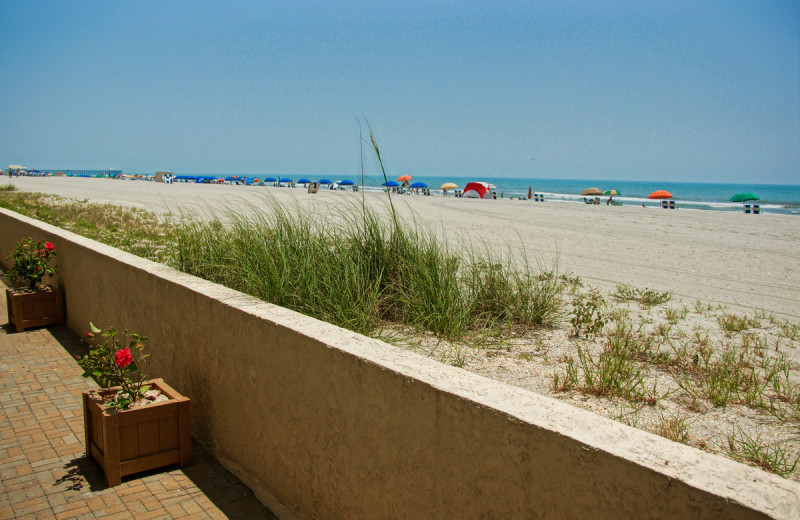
[307,182,320,194]
[661,200,669,209]
[669,200,676,209]
[744,204,751,214]
[753,204,760,214]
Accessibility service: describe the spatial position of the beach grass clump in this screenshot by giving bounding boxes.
[612,284,671,308]
[654,412,691,444]
[726,427,799,477]
[0,183,17,192]
[717,312,752,334]
[172,197,565,339]
[0,191,172,262]
[554,319,662,405]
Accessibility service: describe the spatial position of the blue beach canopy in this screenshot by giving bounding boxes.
[410,182,428,188]
[382,180,400,187]
[318,179,333,184]
[338,179,355,186]
[297,178,312,184]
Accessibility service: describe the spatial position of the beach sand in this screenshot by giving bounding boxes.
[4,175,800,478]
[7,176,799,318]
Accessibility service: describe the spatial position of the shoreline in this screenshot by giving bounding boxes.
[4,175,800,318]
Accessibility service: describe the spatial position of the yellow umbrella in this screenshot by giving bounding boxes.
[440,182,458,190]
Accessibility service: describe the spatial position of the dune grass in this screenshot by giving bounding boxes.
[173,197,565,339]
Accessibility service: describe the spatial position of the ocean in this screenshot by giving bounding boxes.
[165,172,800,216]
[350,175,800,215]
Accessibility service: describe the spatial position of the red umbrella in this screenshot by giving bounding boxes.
[647,190,673,199]
[397,175,412,182]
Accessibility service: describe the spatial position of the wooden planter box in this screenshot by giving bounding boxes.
[6,287,65,332]
[82,378,191,487]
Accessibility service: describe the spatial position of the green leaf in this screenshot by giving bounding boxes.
[140,385,151,393]
[90,322,101,334]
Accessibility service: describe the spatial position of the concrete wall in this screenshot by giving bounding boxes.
[2,208,798,519]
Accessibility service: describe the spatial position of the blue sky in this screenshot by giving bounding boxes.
[1,0,798,183]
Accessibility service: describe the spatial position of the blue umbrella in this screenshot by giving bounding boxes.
[264,177,278,182]
[318,179,333,184]
[382,180,400,187]
[225,176,241,181]
[409,182,428,188]
[338,179,355,186]
[279,177,293,183]
[297,178,312,184]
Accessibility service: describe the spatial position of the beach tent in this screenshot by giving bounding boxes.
[462,181,492,198]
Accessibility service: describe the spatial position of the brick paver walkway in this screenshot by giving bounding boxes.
[0,287,278,519]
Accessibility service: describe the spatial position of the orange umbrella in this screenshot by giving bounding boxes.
[397,175,412,182]
[647,190,673,199]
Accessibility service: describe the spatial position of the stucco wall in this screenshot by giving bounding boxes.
[2,208,799,519]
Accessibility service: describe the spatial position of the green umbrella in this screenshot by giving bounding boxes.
[603,189,620,196]
[730,192,759,203]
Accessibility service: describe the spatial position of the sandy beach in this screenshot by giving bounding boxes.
[6,176,799,318]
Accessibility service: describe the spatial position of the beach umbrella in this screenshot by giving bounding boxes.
[729,192,759,203]
[280,177,293,183]
[382,180,400,187]
[603,189,621,196]
[264,177,278,182]
[297,178,312,184]
[397,175,412,182]
[318,179,333,184]
[409,182,428,188]
[647,190,673,199]
[338,179,355,186]
[251,178,261,183]
[581,187,603,196]
[440,182,458,190]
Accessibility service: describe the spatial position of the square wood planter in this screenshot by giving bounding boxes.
[6,287,65,333]
[82,378,191,487]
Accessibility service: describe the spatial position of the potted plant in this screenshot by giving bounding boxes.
[78,323,191,487]
[4,237,65,332]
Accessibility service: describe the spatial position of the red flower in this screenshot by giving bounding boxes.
[114,348,133,368]
[86,332,93,338]
[45,242,55,251]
